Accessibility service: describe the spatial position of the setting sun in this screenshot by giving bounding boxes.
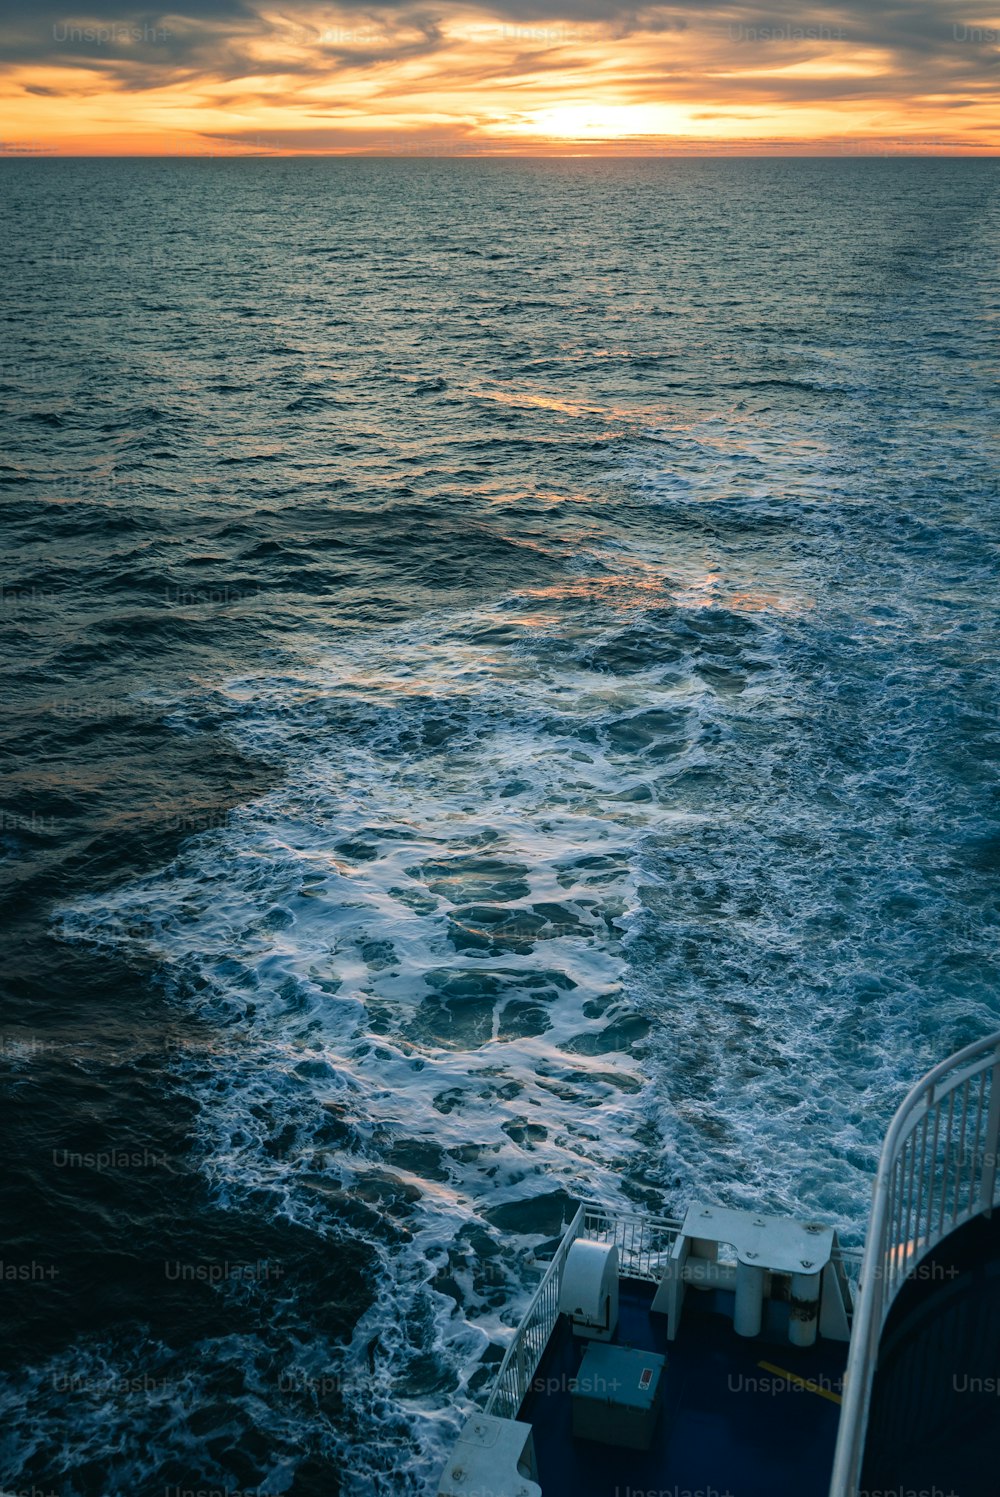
[494,102,695,142]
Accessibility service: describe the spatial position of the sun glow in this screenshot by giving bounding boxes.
[493,102,694,142]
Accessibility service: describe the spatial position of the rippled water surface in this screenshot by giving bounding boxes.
[1,158,998,1495]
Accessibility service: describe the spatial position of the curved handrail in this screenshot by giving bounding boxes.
[829,1029,1000,1497]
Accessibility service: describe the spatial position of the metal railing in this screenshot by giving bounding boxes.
[829,1029,1000,1497]
[580,1202,682,1281]
[483,1202,682,1419]
[484,1204,586,1420]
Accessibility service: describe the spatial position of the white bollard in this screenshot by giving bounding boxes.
[789,1269,821,1347]
[733,1261,765,1337]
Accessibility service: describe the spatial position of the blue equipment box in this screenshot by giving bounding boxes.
[570,1341,666,1451]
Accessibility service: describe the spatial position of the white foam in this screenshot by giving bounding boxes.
[59,585,706,1490]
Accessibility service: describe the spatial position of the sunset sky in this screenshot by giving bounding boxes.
[1,1,999,155]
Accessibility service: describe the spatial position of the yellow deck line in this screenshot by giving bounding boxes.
[756,1359,843,1405]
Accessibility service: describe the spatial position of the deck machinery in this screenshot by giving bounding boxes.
[436,1030,1000,1497]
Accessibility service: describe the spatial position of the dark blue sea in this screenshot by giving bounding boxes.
[1,157,998,1495]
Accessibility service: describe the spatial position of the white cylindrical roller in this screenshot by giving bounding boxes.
[789,1269,821,1347]
[733,1262,765,1337]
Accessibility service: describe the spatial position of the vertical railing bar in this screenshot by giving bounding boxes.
[896,1144,909,1289]
[969,1067,987,1216]
[886,1156,898,1294]
[902,1132,915,1279]
[952,1077,972,1227]
[938,1085,957,1235]
[910,1123,923,1269]
[949,1080,964,1231]
[915,1108,930,1254]
[903,1131,918,1281]
[988,1059,999,1209]
[926,1088,943,1249]
[963,1072,980,1214]
[890,1152,905,1292]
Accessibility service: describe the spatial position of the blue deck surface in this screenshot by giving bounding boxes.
[519,1279,847,1497]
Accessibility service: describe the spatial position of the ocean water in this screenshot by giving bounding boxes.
[1,157,998,1496]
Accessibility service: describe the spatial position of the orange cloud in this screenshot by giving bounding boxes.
[1,3,998,154]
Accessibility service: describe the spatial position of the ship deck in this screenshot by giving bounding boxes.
[518,1276,848,1497]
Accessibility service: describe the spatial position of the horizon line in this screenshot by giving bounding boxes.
[3,150,998,160]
